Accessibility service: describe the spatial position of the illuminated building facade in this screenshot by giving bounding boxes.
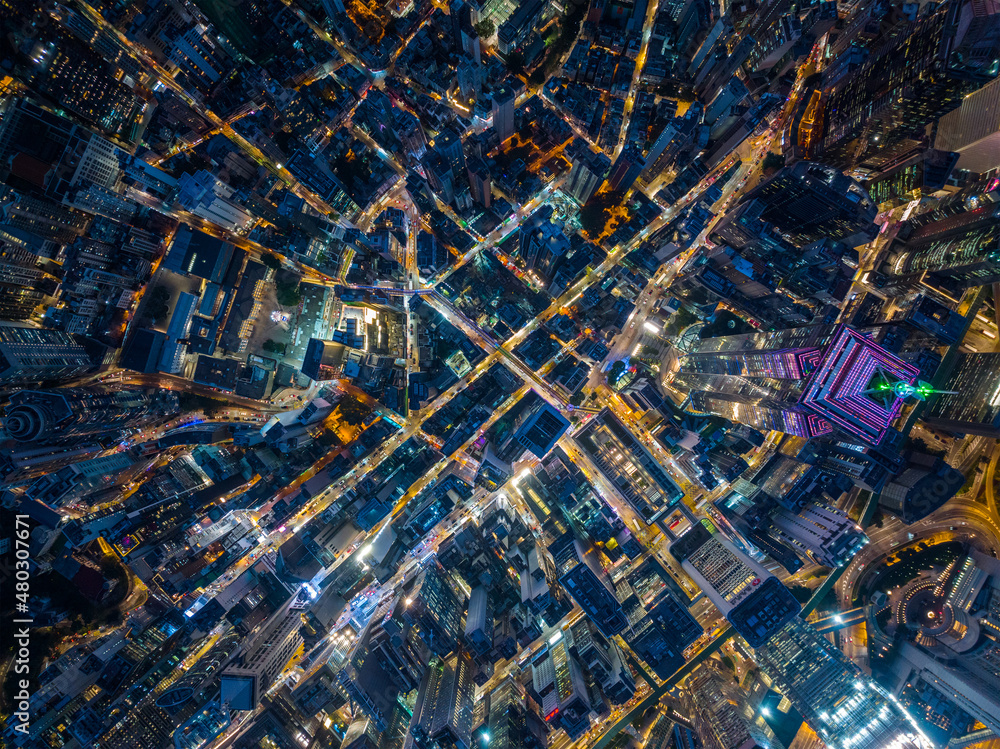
[679,325,919,446]
[754,620,930,749]
[528,633,594,740]
[882,204,1000,292]
[922,353,1000,437]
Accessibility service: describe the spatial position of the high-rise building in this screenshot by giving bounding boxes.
[710,162,877,250]
[3,388,178,442]
[864,150,959,208]
[511,399,570,458]
[935,76,1000,174]
[486,676,537,749]
[34,42,140,135]
[881,204,1000,293]
[131,0,236,95]
[821,0,1000,166]
[767,501,868,568]
[339,592,429,730]
[402,561,467,656]
[797,437,904,493]
[435,129,466,177]
[688,665,780,749]
[300,338,347,381]
[492,85,516,144]
[565,148,611,205]
[878,453,965,523]
[528,632,595,739]
[606,145,644,192]
[569,619,636,704]
[411,652,475,748]
[875,549,1000,738]
[156,628,242,713]
[624,590,702,681]
[220,603,304,710]
[0,100,124,207]
[518,207,570,278]
[922,353,1000,437]
[678,324,920,446]
[456,55,482,101]
[0,326,93,386]
[466,157,491,208]
[754,619,930,749]
[670,524,800,647]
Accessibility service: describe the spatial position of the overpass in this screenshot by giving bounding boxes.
[811,607,866,633]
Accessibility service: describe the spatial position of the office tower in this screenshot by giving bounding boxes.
[689,665,780,749]
[881,205,1000,292]
[464,586,492,655]
[456,55,481,101]
[565,148,611,205]
[0,325,93,386]
[766,501,867,568]
[695,35,755,101]
[398,115,428,161]
[435,129,465,177]
[3,387,178,442]
[704,76,750,126]
[340,717,382,749]
[300,337,347,381]
[519,207,570,277]
[339,592,430,730]
[922,353,1000,437]
[0,240,51,321]
[221,604,304,711]
[710,162,877,250]
[549,533,627,636]
[497,0,548,54]
[411,652,475,748]
[936,76,1000,173]
[878,453,965,523]
[450,0,471,47]
[492,84,516,143]
[576,409,685,523]
[864,149,959,207]
[821,0,1000,166]
[424,152,457,203]
[678,324,920,446]
[754,619,929,749]
[512,400,570,458]
[131,0,236,95]
[486,676,537,749]
[403,561,467,656]
[466,157,491,208]
[0,189,91,243]
[528,632,594,739]
[670,524,800,647]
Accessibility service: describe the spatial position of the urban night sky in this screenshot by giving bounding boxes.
[1,0,999,748]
